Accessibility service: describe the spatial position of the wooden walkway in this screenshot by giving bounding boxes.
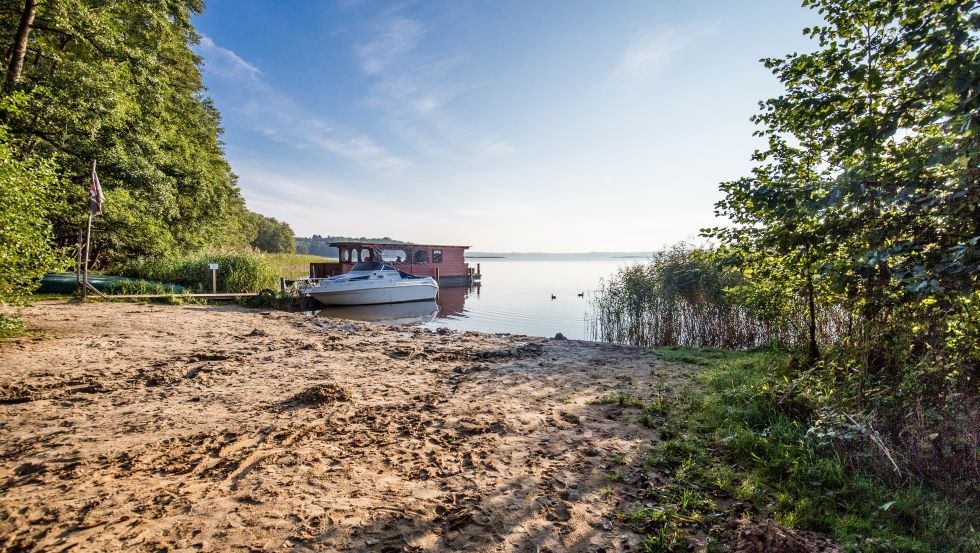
[90,292,259,300]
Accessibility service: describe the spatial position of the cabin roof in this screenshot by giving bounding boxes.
[328,241,470,250]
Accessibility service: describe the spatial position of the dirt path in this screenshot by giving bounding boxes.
[0,301,684,552]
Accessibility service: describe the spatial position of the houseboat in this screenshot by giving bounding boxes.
[309,241,481,286]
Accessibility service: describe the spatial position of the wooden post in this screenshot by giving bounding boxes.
[81,210,92,301]
[75,224,83,293]
[435,267,440,281]
[279,277,286,293]
[211,268,217,293]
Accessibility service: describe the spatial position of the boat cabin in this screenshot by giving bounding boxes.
[310,242,480,285]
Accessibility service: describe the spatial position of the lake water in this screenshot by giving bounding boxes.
[313,257,647,340]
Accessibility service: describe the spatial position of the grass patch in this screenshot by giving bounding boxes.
[648,345,751,366]
[0,314,25,338]
[261,253,335,280]
[593,392,646,408]
[626,348,979,552]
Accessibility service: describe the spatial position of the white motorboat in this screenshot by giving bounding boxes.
[302,262,438,306]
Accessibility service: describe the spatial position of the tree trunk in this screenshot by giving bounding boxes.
[806,268,819,365]
[5,0,37,91]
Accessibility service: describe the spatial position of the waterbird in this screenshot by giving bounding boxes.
[577,292,584,297]
[550,294,557,300]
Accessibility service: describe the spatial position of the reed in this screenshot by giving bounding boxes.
[591,244,850,348]
[590,243,797,348]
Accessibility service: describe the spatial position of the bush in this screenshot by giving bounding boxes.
[0,123,64,307]
[118,250,278,293]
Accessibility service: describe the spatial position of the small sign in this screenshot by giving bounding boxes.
[208,263,219,270]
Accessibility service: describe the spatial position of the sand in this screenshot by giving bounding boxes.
[0,301,682,552]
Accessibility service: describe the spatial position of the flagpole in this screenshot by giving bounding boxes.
[82,160,95,301]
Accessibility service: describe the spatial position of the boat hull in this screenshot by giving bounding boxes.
[306,282,438,306]
[316,300,439,324]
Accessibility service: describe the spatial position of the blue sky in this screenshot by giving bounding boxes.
[193,1,820,252]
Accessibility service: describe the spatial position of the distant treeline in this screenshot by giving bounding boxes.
[296,235,407,258]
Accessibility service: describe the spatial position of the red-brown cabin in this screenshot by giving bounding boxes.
[309,242,481,285]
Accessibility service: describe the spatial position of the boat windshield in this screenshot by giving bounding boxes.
[350,262,395,271]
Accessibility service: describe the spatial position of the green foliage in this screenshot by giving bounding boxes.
[249,212,296,253]
[0,0,268,282]
[118,251,278,293]
[0,314,24,338]
[693,0,980,492]
[101,279,184,295]
[0,124,64,305]
[633,349,980,552]
[705,0,978,376]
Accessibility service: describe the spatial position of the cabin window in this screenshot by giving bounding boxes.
[432,249,443,263]
[413,250,428,263]
[381,249,408,263]
[342,249,351,262]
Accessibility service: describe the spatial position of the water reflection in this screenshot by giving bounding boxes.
[312,285,479,326]
[435,284,479,317]
[315,300,440,325]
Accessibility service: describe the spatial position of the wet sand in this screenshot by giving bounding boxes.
[0,301,684,552]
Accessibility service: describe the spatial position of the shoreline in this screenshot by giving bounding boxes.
[0,300,680,551]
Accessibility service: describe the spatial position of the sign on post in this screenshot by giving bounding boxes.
[208,263,219,293]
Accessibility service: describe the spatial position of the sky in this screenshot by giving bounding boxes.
[192,1,821,252]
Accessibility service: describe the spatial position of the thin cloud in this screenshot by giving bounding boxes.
[197,35,261,78]
[195,36,409,173]
[614,25,714,81]
[354,16,515,160]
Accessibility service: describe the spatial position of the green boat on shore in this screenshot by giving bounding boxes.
[36,273,185,294]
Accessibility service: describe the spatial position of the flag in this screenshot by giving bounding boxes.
[89,160,103,216]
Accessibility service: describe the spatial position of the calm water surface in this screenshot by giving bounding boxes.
[314,257,646,340]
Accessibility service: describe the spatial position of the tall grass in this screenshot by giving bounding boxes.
[591,243,849,349]
[261,253,335,280]
[118,251,278,293]
[591,244,787,348]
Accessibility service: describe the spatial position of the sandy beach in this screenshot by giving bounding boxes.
[0,301,689,552]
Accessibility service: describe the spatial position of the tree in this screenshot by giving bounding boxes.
[708,0,978,381]
[249,212,296,253]
[0,0,253,270]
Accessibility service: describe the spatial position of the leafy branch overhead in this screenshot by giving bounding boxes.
[0,0,289,303]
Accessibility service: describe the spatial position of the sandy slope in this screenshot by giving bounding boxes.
[0,301,678,552]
